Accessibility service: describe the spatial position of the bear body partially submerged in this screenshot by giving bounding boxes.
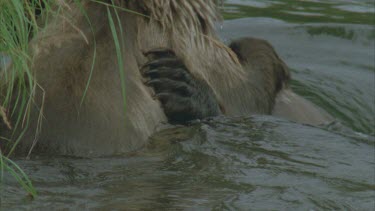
[0,0,331,156]
[228,37,332,125]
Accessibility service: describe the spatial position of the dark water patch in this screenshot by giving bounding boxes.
[305,26,355,39]
[290,79,373,134]
[223,0,375,25]
[368,28,375,40]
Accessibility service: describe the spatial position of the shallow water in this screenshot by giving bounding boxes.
[1,0,374,210]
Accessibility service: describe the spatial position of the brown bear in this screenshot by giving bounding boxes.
[228,37,332,125]
[0,0,331,157]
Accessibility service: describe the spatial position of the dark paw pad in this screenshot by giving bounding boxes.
[141,48,221,124]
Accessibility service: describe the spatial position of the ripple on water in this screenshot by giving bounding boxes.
[3,116,373,210]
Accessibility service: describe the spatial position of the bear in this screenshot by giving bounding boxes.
[228,37,332,125]
[142,38,332,126]
[0,0,331,157]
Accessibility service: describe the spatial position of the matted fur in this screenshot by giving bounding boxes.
[3,0,273,156]
[129,0,253,113]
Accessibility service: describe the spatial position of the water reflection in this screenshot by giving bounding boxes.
[223,0,375,25]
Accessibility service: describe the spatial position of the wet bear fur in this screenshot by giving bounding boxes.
[0,0,330,157]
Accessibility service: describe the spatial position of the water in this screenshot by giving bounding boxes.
[2,0,374,210]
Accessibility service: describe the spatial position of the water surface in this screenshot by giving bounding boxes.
[1,0,374,210]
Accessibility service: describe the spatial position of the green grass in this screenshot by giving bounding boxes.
[0,0,144,198]
[0,150,37,198]
[107,5,127,123]
[0,0,44,198]
[0,1,33,134]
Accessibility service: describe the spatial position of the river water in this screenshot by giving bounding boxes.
[1,0,374,210]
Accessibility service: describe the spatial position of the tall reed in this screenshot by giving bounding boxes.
[0,0,138,198]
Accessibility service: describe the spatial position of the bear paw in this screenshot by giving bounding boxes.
[141,48,221,124]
